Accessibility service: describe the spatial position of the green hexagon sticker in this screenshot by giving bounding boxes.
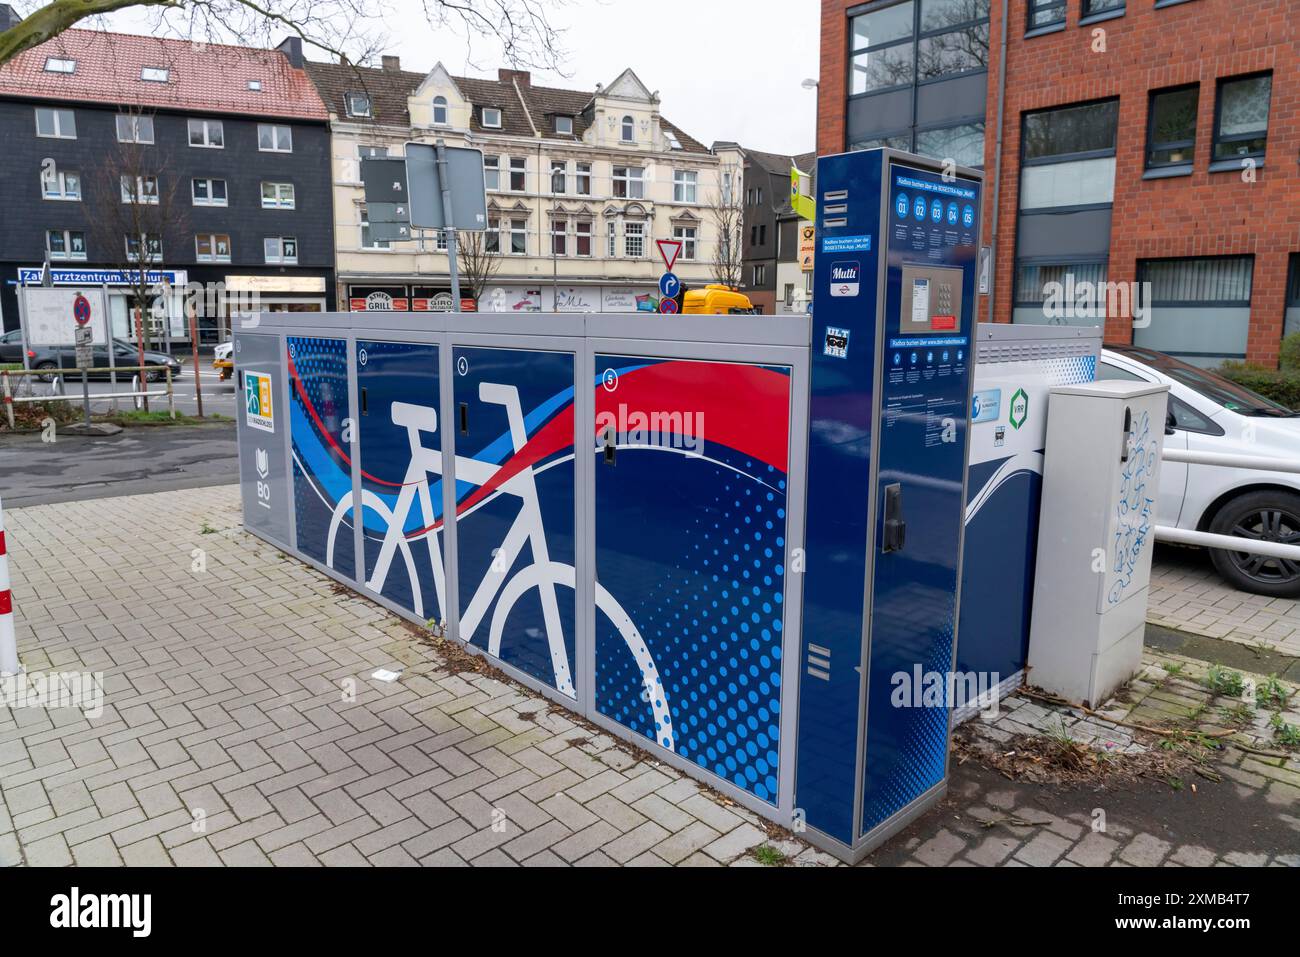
[1009,388,1029,430]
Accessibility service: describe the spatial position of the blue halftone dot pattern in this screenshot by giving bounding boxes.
[595,448,788,806]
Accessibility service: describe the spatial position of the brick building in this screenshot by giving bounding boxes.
[818,0,1299,367]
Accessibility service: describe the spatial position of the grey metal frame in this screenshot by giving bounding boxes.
[235,310,814,829]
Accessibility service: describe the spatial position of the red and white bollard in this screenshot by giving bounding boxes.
[0,493,18,676]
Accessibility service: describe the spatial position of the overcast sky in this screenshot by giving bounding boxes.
[104,0,820,156]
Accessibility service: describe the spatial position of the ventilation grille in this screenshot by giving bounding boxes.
[976,339,1097,365]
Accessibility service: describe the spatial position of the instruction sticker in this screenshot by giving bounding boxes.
[245,371,275,433]
[972,388,1001,424]
[911,278,931,325]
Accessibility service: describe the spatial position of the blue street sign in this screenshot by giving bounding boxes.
[659,272,681,298]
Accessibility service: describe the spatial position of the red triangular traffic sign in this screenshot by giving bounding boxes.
[656,239,682,272]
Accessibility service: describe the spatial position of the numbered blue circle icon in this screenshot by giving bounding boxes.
[946,202,959,225]
[896,193,910,219]
[913,196,927,221]
[930,199,943,223]
[962,204,975,227]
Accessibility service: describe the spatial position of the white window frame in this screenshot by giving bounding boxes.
[258,124,293,153]
[555,115,573,135]
[264,237,299,265]
[140,66,169,83]
[484,155,500,191]
[36,108,75,139]
[551,217,567,257]
[550,160,566,195]
[433,96,449,126]
[673,225,698,261]
[485,217,501,254]
[607,221,617,258]
[188,118,225,149]
[191,177,228,207]
[575,220,593,258]
[42,169,80,201]
[261,182,296,209]
[509,157,526,192]
[613,166,644,200]
[196,233,232,263]
[116,114,154,144]
[482,107,503,129]
[44,58,75,74]
[508,218,528,255]
[125,232,163,262]
[46,229,86,261]
[673,169,698,204]
[346,93,372,118]
[121,175,160,205]
[624,221,645,259]
[621,115,634,142]
[575,162,592,196]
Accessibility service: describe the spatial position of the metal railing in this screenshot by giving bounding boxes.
[1,365,174,429]
[1156,447,1300,562]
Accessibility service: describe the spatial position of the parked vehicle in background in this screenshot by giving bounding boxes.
[31,338,183,383]
[1098,345,1300,597]
[213,341,234,380]
[683,285,758,315]
[0,329,24,365]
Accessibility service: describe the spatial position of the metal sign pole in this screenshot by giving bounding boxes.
[104,284,118,413]
[16,285,30,373]
[435,139,462,313]
[189,302,203,419]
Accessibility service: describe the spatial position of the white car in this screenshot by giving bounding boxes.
[213,341,234,381]
[1098,345,1300,597]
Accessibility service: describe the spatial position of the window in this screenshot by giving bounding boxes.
[746,186,764,206]
[42,169,80,201]
[188,118,224,148]
[551,160,566,194]
[916,123,985,168]
[485,217,501,254]
[1146,85,1198,170]
[264,237,299,264]
[346,93,372,118]
[608,221,617,258]
[192,178,228,207]
[484,155,500,190]
[613,166,644,199]
[196,234,232,262]
[1213,74,1272,164]
[624,221,644,258]
[258,124,293,152]
[551,218,567,256]
[509,157,526,192]
[852,132,912,151]
[1023,99,1118,161]
[434,229,449,252]
[1014,262,1108,305]
[121,175,159,205]
[359,145,388,159]
[261,182,296,209]
[115,113,154,144]
[1081,0,1124,18]
[509,219,527,255]
[433,96,448,125]
[621,115,634,142]
[482,107,502,129]
[1135,256,1255,363]
[44,58,75,74]
[575,220,592,257]
[849,1,914,95]
[575,163,592,196]
[753,264,767,286]
[555,115,573,135]
[46,229,86,261]
[360,207,389,250]
[673,170,697,203]
[916,22,989,80]
[140,66,169,82]
[125,233,162,261]
[248,80,262,92]
[35,107,75,139]
[1026,0,1066,31]
[673,225,697,261]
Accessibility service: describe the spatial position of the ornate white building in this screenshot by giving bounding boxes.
[306,56,742,313]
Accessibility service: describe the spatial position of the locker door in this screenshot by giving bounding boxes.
[451,346,577,697]
[592,355,793,806]
[355,340,445,623]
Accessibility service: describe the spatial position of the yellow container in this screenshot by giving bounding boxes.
[681,285,758,315]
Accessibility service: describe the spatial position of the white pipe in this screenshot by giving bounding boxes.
[1156,525,1300,562]
[0,494,18,676]
[1161,448,1300,475]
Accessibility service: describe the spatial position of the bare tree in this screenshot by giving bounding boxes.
[0,0,567,72]
[85,105,188,373]
[456,228,501,304]
[708,184,744,290]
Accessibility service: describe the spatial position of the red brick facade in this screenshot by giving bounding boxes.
[818,0,1300,366]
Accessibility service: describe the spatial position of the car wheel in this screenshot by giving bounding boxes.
[1207,490,1300,598]
[144,369,161,383]
[35,361,57,383]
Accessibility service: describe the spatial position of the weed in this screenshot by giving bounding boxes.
[751,845,787,867]
[1256,676,1291,711]
[1206,664,1245,698]
[200,521,216,535]
[1161,662,1185,677]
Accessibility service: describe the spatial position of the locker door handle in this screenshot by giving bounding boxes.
[459,402,469,436]
[602,426,616,465]
[882,483,906,554]
[360,387,368,416]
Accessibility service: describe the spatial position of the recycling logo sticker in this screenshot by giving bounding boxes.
[1009,388,1029,430]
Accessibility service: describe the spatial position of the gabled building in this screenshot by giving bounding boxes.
[731,147,815,315]
[305,56,742,313]
[0,15,335,343]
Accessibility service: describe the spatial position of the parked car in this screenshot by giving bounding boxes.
[31,338,183,383]
[213,341,234,380]
[1098,345,1300,597]
[0,328,24,364]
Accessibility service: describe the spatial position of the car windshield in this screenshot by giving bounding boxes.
[1110,347,1298,418]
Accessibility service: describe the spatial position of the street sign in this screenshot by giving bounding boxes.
[361,158,410,205]
[74,324,93,368]
[659,272,681,299]
[656,239,682,272]
[73,293,92,326]
[403,142,488,230]
[367,203,410,223]
[658,297,679,315]
[21,287,108,346]
[368,222,415,243]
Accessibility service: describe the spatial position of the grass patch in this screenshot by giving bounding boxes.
[1205,664,1246,698]
[750,844,788,867]
[96,410,228,427]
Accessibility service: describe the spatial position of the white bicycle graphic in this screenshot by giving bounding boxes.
[324,382,675,747]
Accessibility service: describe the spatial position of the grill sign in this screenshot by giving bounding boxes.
[829,261,860,298]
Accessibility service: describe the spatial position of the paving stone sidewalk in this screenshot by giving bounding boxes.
[1,485,1296,868]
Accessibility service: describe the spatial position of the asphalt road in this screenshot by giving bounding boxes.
[0,420,238,508]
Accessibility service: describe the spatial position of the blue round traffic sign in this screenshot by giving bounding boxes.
[73,294,92,326]
[658,297,679,315]
[659,272,681,298]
